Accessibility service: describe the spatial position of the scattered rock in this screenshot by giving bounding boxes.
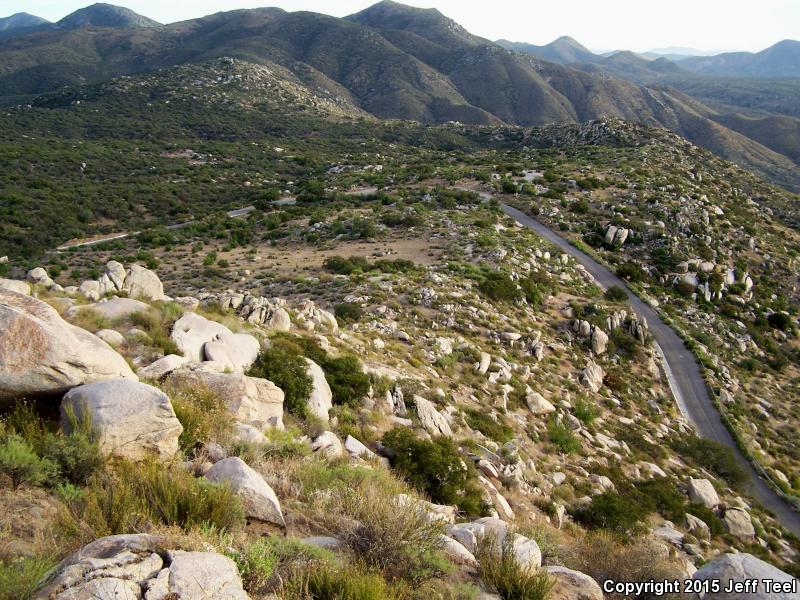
[580,361,605,393]
[312,431,344,458]
[95,329,125,347]
[526,390,556,415]
[723,508,755,540]
[138,354,190,380]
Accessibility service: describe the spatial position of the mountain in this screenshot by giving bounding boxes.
[495,36,598,64]
[0,12,49,31]
[680,39,800,77]
[642,46,729,60]
[0,1,797,190]
[56,3,161,29]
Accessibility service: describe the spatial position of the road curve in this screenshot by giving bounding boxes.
[501,203,800,535]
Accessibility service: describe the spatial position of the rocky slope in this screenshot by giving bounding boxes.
[1,176,798,596]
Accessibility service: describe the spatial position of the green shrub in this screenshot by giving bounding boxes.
[249,341,313,418]
[4,403,103,487]
[0,434,58,489]
[573,398,597,425]
[634,478,687,522]
[464,410,514,444]
[479,271,521,303]
[63,461,244,538]
[165,380,233,452]
[329,481,447,584]
[573,491,647,534]
[0,555,57,600]
[381,427,486,516]
[323,355,370,408]
[37,430,103,487]
[768,312,792,331]
[334,302,364,325]
[476,534,554,600]
[604,286,628,302]
[547,418,581,454]
[129,302,183,355]
[285,562,393,600]
[229,539,279,594]
[669,435,746,490]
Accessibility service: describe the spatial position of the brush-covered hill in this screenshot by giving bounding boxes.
[0,1,797,191]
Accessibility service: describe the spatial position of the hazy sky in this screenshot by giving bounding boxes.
[6,0,798,52]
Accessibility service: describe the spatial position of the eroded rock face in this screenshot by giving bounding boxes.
[61,380,182,461]
[692,553,800,600]
[415,395,452,437]
[0,289,137,402]
[34,534,250,600]
[171,312,231,362]
[205,457,285,527]
[167,367,284,430]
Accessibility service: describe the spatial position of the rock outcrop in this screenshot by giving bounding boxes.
[0,289,137,401]
[171,312,259,371]
[415,395,452,437]
[34,534,250,600]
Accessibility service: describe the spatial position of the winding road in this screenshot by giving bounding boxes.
[501,203,800,536]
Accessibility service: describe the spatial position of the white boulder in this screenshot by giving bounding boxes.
[61,380,182,461]
[0,289,137,401]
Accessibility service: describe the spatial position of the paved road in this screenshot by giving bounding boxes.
[502,203,800,535]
